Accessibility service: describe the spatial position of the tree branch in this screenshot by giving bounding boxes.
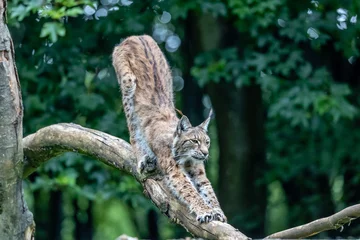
[266,204,360,238]
[22,123,249,240]
[22,123,360,239]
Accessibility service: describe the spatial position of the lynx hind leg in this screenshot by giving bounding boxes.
[131,136,158,176]
[137,151,158,175]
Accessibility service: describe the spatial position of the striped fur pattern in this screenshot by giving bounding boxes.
[112,35,226,223]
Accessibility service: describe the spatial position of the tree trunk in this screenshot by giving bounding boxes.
[74,197,93,240]
[48,191,63,240]
[181,14,205,126]
[147,209,159,240]
[208,83,267,237]
[0,1,35,239]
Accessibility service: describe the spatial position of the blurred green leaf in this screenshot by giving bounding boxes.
[40,22,66,42]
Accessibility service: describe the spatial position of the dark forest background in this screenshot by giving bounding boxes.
[7,0,360,239]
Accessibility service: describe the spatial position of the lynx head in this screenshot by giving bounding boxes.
[172,110,213,165]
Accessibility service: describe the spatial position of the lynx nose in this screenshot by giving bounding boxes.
[201,148,209,158]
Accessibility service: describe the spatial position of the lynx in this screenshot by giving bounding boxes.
[112,35,226,223]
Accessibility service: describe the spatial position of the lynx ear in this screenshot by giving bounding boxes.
[199,109,213,132]
[176,115,192,135]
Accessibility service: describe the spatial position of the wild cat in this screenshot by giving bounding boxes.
[112,35,226,223]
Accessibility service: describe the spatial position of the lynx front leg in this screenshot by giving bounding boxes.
[165,166,218,223]
[185,164,227,222]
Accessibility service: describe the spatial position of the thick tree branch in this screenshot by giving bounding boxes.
[22,123,249,240]
[22,123,360,239]
[266,204,360,238]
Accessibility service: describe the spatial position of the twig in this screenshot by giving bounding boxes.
[265,204,360,239]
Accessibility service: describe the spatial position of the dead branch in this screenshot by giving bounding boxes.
[22,123,249,240]
[266,204,360,238]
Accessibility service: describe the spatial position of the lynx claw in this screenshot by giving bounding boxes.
[138,155,157,175]
[196,212,213,223]
[212,208,227,222]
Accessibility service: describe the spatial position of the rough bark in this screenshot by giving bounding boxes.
[22,123,249,240]
[0,0,35,239]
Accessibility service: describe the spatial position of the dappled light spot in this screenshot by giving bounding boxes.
[98,69,108,80]
[348,56,356,64]
[307,27,319,39]
[337,8,348,15]
[95,8,108,19]
[120,0,133,6]
[159,11,171,24]
[336,8,349,30]
[109,6,120,11]
[350,15,357,24]
[337,22,347,30]
[173,76,184,92]
[311,0,319,8]
[202,95,212,109]
[277,19,286,28]
[100,0,119,5]
[165,35,181,53]
[84,5,96,16]
[152,23,169,43]
[337,14,347,22]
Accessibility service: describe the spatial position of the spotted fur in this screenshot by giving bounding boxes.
[112,35,226,223]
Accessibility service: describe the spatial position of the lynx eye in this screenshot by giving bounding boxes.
[205,139,210,145]
[190,139,199,145]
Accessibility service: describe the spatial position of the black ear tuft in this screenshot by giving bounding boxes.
[199,109,213,132]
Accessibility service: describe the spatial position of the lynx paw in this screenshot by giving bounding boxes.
[138,155,157,174]
[212,208,227,222]
[196,211,214,224]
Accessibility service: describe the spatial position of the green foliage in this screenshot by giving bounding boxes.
[9,0,89,42]
[40,22,66,42]
[191,48,245,87]
[229,0,283,29]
